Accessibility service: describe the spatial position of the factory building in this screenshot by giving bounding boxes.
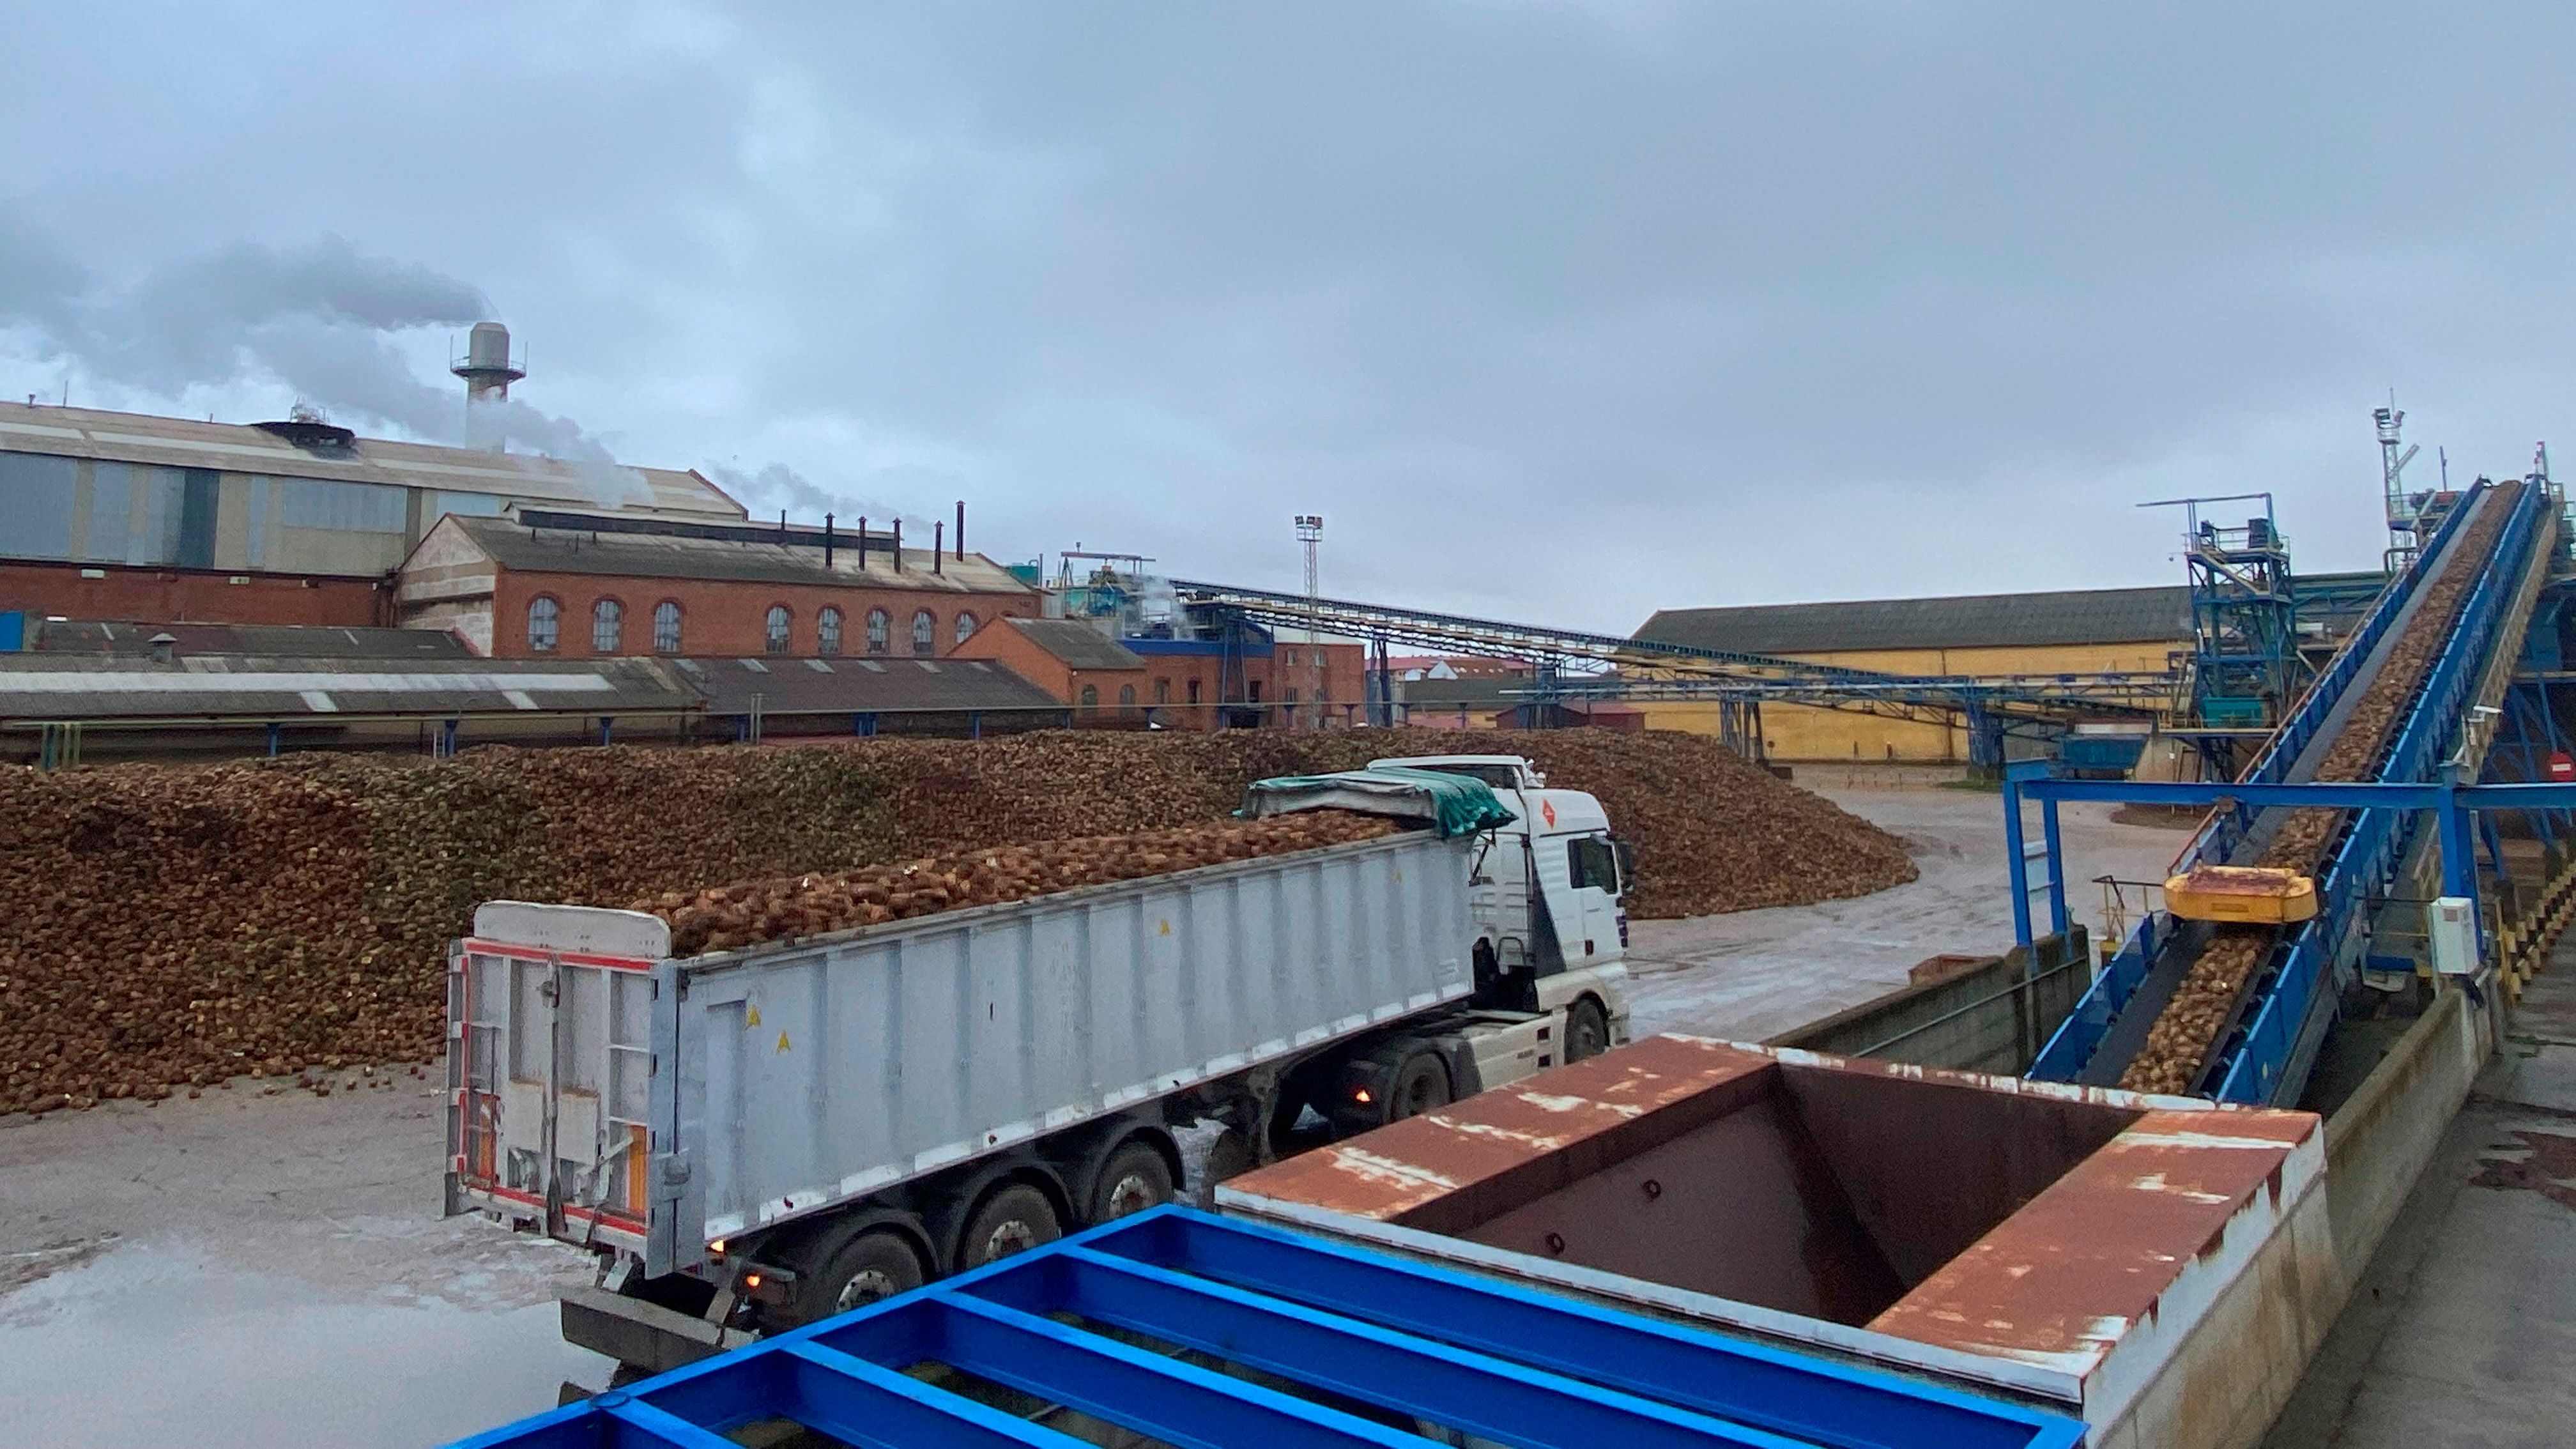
[394,509,1039,659]
[953,617,1371,728]
[0,390,747,629]
[1634,586,2190,761]
[953,618,1152,717]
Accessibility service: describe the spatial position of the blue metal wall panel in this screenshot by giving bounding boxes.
[447,1207,2085,1449]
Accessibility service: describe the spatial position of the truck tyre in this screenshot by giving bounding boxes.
[958,1183,1061,1271]
[1267,1084,1313,1157]
[793,1223,929,1324]
[1202,1126,1253,1195]
[1089,1140,1176,1223]
[1564,997,1609,1062]
[1386,1050,1451,1121]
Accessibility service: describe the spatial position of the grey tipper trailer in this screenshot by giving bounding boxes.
[446,764,1632,1377]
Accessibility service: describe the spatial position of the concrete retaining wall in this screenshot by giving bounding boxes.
[2315,983,2499,1303]
[1768,928,2092,1073]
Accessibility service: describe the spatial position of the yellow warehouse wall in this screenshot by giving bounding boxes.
[1635,638,2181,762]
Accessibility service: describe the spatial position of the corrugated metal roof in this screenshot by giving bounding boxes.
[0,655,696,721]
[31,620,471,659]
[670,655,1063,716]
[0,400,743,519]
[1637,585,2191,655]
[1006,617,1147,670]
[445,515,1034,597]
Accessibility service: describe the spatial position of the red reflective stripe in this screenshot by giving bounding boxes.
[558,952,655,971]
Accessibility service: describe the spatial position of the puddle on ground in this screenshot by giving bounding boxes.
[2469,1128,2576,1213]
[0,1238,609,1448]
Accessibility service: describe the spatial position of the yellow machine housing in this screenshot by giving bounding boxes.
[2163,865,2318,925]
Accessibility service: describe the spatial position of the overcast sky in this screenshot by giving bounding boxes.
[3,3,2570,631]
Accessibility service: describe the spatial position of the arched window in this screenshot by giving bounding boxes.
[526,595,560,652]
[816,606,843,656]
[591,598,622,653]
[865,608,890,654]
[652,601,682,653]
[911,610,936,656]
[954,610,978,644]
[764,605,792,656]
[1079,684,1100,714]
[1118,684,1137,716]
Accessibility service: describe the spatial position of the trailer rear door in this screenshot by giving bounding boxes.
[445,907,668,1258]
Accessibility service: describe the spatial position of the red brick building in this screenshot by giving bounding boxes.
[952,618,1151,717]
[397,511,1039,659]
[0,561,394,628]
[1108,636,1369,729]
[954,617,1371,729]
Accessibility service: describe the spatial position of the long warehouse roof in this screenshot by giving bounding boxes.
[671,655,1064,715]
[0,655,698,721]
[30,620,473,659]
[1638,585,2193,655]
[440,514,1034,596]
[0,399,745,520]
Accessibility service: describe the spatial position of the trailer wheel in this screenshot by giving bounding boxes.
[792,1225,929,1324]
[1564,998,1609,1062]
[1267,1084,1315,1157]
[1387,1050,1451,1121]
[1089,1140,1176,1223]
[958,1183,1061,1271]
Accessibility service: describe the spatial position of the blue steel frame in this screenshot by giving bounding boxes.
[2162,494,2301,730]
[2015,478,2551,1101]
[448,1207,2085,1449]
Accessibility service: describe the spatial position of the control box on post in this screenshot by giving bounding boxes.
[2428,896,2480,977]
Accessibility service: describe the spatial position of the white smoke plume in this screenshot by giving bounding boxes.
[0,210,648,507]
[708,463,936,535]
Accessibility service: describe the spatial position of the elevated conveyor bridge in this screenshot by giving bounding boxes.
[1170,579,2168,765]
[2013,469,2566,1105]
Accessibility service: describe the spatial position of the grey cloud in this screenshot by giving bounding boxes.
[1,3,2571,627]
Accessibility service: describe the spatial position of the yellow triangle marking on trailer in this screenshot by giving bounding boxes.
[776,1031,791,1053]
[745,1005,761,1027]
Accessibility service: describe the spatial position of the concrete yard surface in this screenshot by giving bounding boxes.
[1627,782,2186,1041]
[2268,947,2576,1449]
[0,1070,604,1448]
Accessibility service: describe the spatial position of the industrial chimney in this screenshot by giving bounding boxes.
[451,322,527,403]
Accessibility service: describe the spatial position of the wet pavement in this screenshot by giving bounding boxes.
[0,781,2181,1447]
[2267,944,2576,1448]
[0,1070,605,1447]
[1627,781,2186,1041]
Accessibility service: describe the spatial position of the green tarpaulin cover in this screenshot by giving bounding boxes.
[1239,766,1518,838]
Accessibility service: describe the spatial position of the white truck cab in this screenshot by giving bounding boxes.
[1367,755,1633,1053]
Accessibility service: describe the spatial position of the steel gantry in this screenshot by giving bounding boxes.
[1171,579,2168,769]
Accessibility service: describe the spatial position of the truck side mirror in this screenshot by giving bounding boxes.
[1613,839,1636,893]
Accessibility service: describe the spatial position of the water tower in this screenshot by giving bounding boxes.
[452,322,527,403]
